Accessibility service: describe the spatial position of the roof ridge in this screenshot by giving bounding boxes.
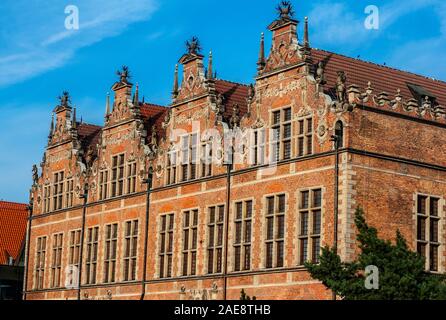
[77,122,103,129]
[0,200,27,207]
[215,78,250,87]
[313,48,446,85]
[141,102,167,109]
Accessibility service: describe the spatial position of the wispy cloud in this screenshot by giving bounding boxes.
[308,0,439,48]
[387,2,446,80]
[307,0,446,80]
[0,0,158,87]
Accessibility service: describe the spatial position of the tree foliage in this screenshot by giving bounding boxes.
[305,207,446,300]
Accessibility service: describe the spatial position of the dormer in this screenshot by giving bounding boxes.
[407,83,437,109]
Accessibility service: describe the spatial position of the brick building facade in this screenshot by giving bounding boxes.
[25,3,446,300]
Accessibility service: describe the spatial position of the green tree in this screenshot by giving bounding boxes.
[304,207,446,300]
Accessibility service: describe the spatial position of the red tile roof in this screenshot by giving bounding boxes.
[140,103,167,124]
[312,49,446,106]
[0,201,28,265]
[77,122,102,150]
[215,79,250,118]
[140,103,168,138]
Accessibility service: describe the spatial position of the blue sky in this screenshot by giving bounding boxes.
[0,0,445,203]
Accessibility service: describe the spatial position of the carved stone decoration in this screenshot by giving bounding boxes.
[229,104,241,128]
[252,117,265,129]
[315,61,326,85]
[162,108,172,129]
[58,91,71,108]
[76,152,87,174]
[90,181,97,192]
[179,283,219,300]
[214,136,224,167]
[317,122,328,145]
[32,164,39,186]
[317,104,327,118]
[149,127,158,153]
[116,66,131,85]
[246,84,255,115]
[404,98,418,112]
[84,146,95,169]
[422,96,432,110]
[214,93,225,124]
[186,37,201,55]
[377,92,390,106]
[296,105,312,118]
[346,84,360,106]
[155,164,163,179]
[276,1,294,18]
[336,71,347,103]
[389,89,401,109]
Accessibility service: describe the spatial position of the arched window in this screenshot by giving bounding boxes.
[335,121,344,148]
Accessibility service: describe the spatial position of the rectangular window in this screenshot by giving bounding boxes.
[127,162,137,194]
[99,170,108,200]
[68,230,81,270]
[111,154,125,197]
[104,223,118,283]
[250,128,266,166]
[265,194,286,268]
[166,148,178,185]
[159,214,174,278]
[201,141,212,178]
[298,189,322,265]
[43,185,51,213]
[34,236,47,289]
[182,209,199,276]
[181,133,198,181]
[123,220,138,281]
[65,178,74,207]
[85,226,99,284]
[271,108,292,162]
[52,171,64,210]
[233,200,253,271]
[297,117,313,156]
[50,233,63,288]
[416,195,440,271]
[208,205,225,274]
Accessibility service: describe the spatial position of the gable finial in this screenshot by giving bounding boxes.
[133,83,139,106]
[186,36,201,55]
[116,65,131,84]
[48,112,54,139]
[172,64,179,99]
[72,105,77,129]
[207,51,213,80]
[257,32,266,72]
[105,92,110,117]
[58,91,71,108]
[276,1,294,19]
[303,17,309,47]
